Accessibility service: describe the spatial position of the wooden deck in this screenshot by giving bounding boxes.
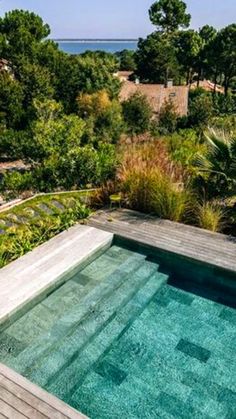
[88,209,236,273]
[0,363,87,419]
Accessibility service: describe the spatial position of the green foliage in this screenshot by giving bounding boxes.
[0,9,50,63]
[194,129,236,198]
[149,0,191,32]
[77,90,124,144]
[116,49,136,71]
[0,127,27,158]
[167,129,205,169]
[0,195,90,267]
[31,109,85,161]
[175,30,202,84]
[122,93,152,135]
[0,171,34,197]
[188,90,214,128]
[158,100,178,133]
[136,31,179,83]
[213,94,236,116]
[0,73,24,129]
[206,24,236,96]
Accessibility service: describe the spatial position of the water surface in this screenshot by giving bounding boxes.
[56,40,138,54]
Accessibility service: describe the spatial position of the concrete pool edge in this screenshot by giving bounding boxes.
[0,224,113,330]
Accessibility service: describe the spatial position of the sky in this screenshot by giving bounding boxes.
[0,0,236,39]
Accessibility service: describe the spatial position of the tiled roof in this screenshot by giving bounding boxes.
[190,80,224,94]
[119,81,189,116]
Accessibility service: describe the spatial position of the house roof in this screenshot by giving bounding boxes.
[119,81,189,116]
[190,80,224,94]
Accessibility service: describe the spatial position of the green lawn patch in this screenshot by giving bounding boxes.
[0,191,93,268]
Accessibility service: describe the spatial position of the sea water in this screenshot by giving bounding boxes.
[56,39,138,54]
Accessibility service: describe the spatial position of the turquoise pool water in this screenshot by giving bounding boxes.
[0,244,235,418]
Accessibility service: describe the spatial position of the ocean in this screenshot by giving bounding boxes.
[56,39,138,55]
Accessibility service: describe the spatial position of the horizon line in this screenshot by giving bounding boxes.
[51,38,139,42]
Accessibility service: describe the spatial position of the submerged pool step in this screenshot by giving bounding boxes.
[47,271,168,401]
[9,251,147,377]
[5,247,134,347]
[27,259,159,387]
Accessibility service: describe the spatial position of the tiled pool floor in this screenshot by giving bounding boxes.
[0,245,235,418]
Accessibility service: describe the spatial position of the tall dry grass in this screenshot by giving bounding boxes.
[196,201,226,233]
[118,141,193,222]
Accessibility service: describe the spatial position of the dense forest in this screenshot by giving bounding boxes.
[0,0,235,238]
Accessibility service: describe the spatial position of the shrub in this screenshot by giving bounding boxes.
[158,100,178,134]
[122,93,152,135]
[0,200,90,267]
[1,171,34,196]
[197,201,225,232]
[188,91,214,128]
[167,129,206,170]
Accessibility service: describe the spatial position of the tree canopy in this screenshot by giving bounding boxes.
[149,0,191,32]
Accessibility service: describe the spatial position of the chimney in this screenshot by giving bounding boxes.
[166,79,173,88]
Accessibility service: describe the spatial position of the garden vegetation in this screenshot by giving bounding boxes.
[0,0,235,249]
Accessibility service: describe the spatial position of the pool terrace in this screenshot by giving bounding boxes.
[0,209,235,418]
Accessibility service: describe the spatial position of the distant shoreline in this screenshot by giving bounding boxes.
[52,39,138,43]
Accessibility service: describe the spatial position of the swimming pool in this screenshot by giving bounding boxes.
[0,241,235,418]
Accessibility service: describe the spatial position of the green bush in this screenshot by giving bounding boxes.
[1,171,34,196]
[122,93,152,135]
[188,92,214,129]
[0,200,90,268]
[158,100,178,134]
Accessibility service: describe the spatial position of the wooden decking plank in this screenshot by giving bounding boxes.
[0,374,59,419]
[0,386,45,419]
[0,378,48,419]
[118,220,236,258]
[0,398,27,419]
[88,210,236,273]
[0,364,87,419]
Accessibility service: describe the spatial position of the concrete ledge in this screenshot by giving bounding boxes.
[0,224,113,330]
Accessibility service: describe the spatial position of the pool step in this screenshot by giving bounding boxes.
[5,247,134,346]
[9,251,146,376]
[27,259,159,386]
[47,271,168,401]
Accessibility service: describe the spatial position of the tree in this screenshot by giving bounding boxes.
[175,30,202,84]
[188,89,213,129]
[116,50,136,71]
[149,0,191,33]
[17,62,54,124]
[0,73,24,129]
[158,100,178,133]
[31,107,85,161]
[213,25,236,96]
[0,10,50,64]
[122,93,152,135]
[136,31,179,83]
[196,25,217,84]
[77,90,124,144]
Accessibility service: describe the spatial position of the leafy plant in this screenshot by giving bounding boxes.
[194,129,236,198]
